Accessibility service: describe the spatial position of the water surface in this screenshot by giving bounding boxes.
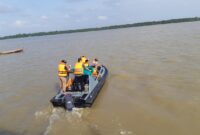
[0,22,200,135]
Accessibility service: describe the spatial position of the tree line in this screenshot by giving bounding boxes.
[0,17,200,40]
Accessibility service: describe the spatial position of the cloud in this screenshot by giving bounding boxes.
[0,21,6,25]
[41,15,48,20]
[75,19,81,23]
[64,14,71,19]
[97,15,108,20]
[103,0,122,7]
[14,20,26,27]
[0,4,12,13]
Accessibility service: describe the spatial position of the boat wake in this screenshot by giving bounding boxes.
[35,107,85,135]
[119,129,134,135]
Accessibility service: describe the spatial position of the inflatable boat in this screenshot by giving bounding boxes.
[50,65,108,111]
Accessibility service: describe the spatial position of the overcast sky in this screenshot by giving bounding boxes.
[0,0,200,36]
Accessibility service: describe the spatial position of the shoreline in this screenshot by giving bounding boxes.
[0,17,200,40]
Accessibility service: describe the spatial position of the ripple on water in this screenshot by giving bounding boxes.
[34,107,87,135]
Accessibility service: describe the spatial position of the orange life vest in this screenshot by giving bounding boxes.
[92,67,98,76]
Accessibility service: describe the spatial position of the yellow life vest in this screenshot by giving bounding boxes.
[58,63,67,77]
[84,62,89,67]
[74,62,83,75]
[81,57,87,64]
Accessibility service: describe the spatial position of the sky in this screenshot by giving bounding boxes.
[0,0,200,36]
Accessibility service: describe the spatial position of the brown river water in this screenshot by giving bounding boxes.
[0,22,200,135]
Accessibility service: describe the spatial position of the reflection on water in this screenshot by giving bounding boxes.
[0,22,200,135]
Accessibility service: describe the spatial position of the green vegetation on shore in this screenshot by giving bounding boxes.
[0,17,200,40]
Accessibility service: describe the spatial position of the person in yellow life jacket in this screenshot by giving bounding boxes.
[58,60,70,92]
[74,58,84,75]
[81,56,87,64]
[84,59,89,67]
[83,59,93,75]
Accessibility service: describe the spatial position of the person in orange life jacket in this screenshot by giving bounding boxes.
[91,58,100,76]
[58,60,70,92]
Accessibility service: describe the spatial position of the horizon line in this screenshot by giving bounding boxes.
[0,17,200,40]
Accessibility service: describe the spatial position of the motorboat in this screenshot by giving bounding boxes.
[50,65,108,111]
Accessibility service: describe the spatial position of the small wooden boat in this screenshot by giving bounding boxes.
[0,49,23,55]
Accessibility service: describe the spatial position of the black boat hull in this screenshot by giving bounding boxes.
[51,65,108,110]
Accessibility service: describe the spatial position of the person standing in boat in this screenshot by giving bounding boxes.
[81,56,87,64]
[58,60,70,92]
[73,57,85,90]
[91,58,99,67]
[83,59,93,75]
[91,58,100,76]
[74,58,84,75]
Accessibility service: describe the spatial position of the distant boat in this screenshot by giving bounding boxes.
[0,49,23,55]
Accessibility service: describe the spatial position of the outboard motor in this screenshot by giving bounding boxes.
[65,94,74,111]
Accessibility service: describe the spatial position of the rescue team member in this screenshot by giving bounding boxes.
[73,58,85,91]
[81,56,92,73]
[81,56,87,64]
[83,59,93,76]
[84,59,89,67]
[66,57,84,88]
[91,58,99,76]
[74,58,84,75]
[91,58,99,67]
[58,60,70,92]
[83,59,92,72]
[66,57,88,91]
